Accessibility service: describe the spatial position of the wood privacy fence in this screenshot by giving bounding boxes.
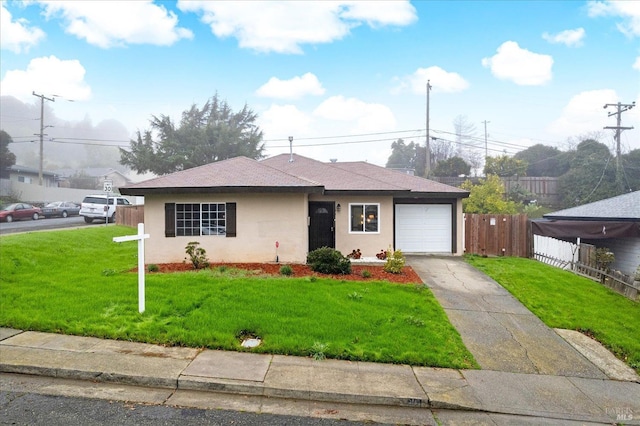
[464,214,531,258]
[116,205,144,227]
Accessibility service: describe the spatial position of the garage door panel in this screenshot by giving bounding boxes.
[395,204,451,253]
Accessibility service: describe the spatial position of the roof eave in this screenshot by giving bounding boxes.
[542,215,640,222]
[120,185,324,196]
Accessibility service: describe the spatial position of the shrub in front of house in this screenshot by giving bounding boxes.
[185,241,209,269]
[384,248,405,274]
[279,265,293,276]
[306,247,351,275]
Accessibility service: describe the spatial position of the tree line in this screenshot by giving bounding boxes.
[386,137,640,212]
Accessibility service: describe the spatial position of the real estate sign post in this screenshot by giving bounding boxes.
[113,223,150,313]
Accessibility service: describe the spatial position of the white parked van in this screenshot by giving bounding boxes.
[80,195,131,223]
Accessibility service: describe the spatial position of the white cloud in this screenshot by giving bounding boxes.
[256,73,325,100]
[482,41,553,85]
[633,56,640,70]
[177,0,416,54]
[547,89,619,137]
[393,66,470,94]
[260,104,312,142]
[587,0,640,37]
[0,56,91,101]
[542,28,585,47]
[38,0,192,48]
[313,96,396,133]
[0,4,46,53]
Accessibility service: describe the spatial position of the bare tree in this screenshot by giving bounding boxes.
[452,115,482,175]
[430,138,456,164]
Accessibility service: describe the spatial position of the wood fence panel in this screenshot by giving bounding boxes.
[465,213,530,257]
[116,205,144,228]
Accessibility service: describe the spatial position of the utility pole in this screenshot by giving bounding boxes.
[32,91,55,186]
[604,101,635,190]
[482,120,490,161]
[425,80,432,177]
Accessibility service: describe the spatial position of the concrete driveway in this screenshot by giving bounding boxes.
[407,256,607,378]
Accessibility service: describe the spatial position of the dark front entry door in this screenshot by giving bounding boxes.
[309,202,335,252]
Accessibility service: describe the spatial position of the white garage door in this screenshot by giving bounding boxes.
[395,204,452,253]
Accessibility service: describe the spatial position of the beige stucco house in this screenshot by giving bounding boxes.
[119,154,469,264]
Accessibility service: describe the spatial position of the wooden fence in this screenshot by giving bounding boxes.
[464,213,531,258]
[116,205,144,227]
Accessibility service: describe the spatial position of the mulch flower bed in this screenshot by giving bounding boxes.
[145,262,424,284]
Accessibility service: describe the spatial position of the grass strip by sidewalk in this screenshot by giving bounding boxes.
[0,226,477,369]
[465,255,640,373]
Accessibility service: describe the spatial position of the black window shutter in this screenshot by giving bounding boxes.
[165,203,175,237]
[226,202,236,238]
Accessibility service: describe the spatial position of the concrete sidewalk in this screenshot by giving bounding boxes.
[1,328,638,425]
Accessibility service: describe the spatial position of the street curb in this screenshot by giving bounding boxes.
[1,362,476,412]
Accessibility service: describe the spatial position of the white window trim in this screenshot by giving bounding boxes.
[348,203,380,234]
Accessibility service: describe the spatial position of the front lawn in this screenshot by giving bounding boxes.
[465,255,640,373]
[0,226,477,369]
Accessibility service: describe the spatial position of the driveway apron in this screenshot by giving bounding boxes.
[407,256,606,378]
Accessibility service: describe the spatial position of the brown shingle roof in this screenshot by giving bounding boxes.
[263,154,468,197]
[332,161,469,195]
[261,154,406,192]
[120,154,468,198]
[120,156,322,195]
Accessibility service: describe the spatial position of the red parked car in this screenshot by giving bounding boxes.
[0,203,42,222]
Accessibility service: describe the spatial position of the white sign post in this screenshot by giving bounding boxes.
[113,223,150,313]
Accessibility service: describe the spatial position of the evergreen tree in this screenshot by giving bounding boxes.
[120,94,264,175]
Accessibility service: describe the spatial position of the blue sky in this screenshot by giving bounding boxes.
[1,0,638,170]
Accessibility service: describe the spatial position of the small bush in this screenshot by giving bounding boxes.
[306,247,351,275]
[185,241,209,270]
[147,264,159,273]
[383,248,405,274]
[279,265,293,276]
[592,247,615,272]
[361,269,372,278]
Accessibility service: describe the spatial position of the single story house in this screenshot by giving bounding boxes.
[119,154,469,264]
[532,190,640,275]
[2,165,59,187]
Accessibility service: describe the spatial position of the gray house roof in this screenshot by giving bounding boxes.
[544,191,640,222]
[121,154,468,198]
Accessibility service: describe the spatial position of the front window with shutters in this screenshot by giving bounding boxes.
[176,203,226,236]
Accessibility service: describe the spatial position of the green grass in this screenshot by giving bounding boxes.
[465,255,640,373]
[0,226,477,369]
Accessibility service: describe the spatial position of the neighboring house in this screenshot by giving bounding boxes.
[3,165,59,187]
[532,191,640,275]
[55,167,131,191]
[120,154,469,264]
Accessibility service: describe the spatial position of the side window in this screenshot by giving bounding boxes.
[349,203,379,233]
